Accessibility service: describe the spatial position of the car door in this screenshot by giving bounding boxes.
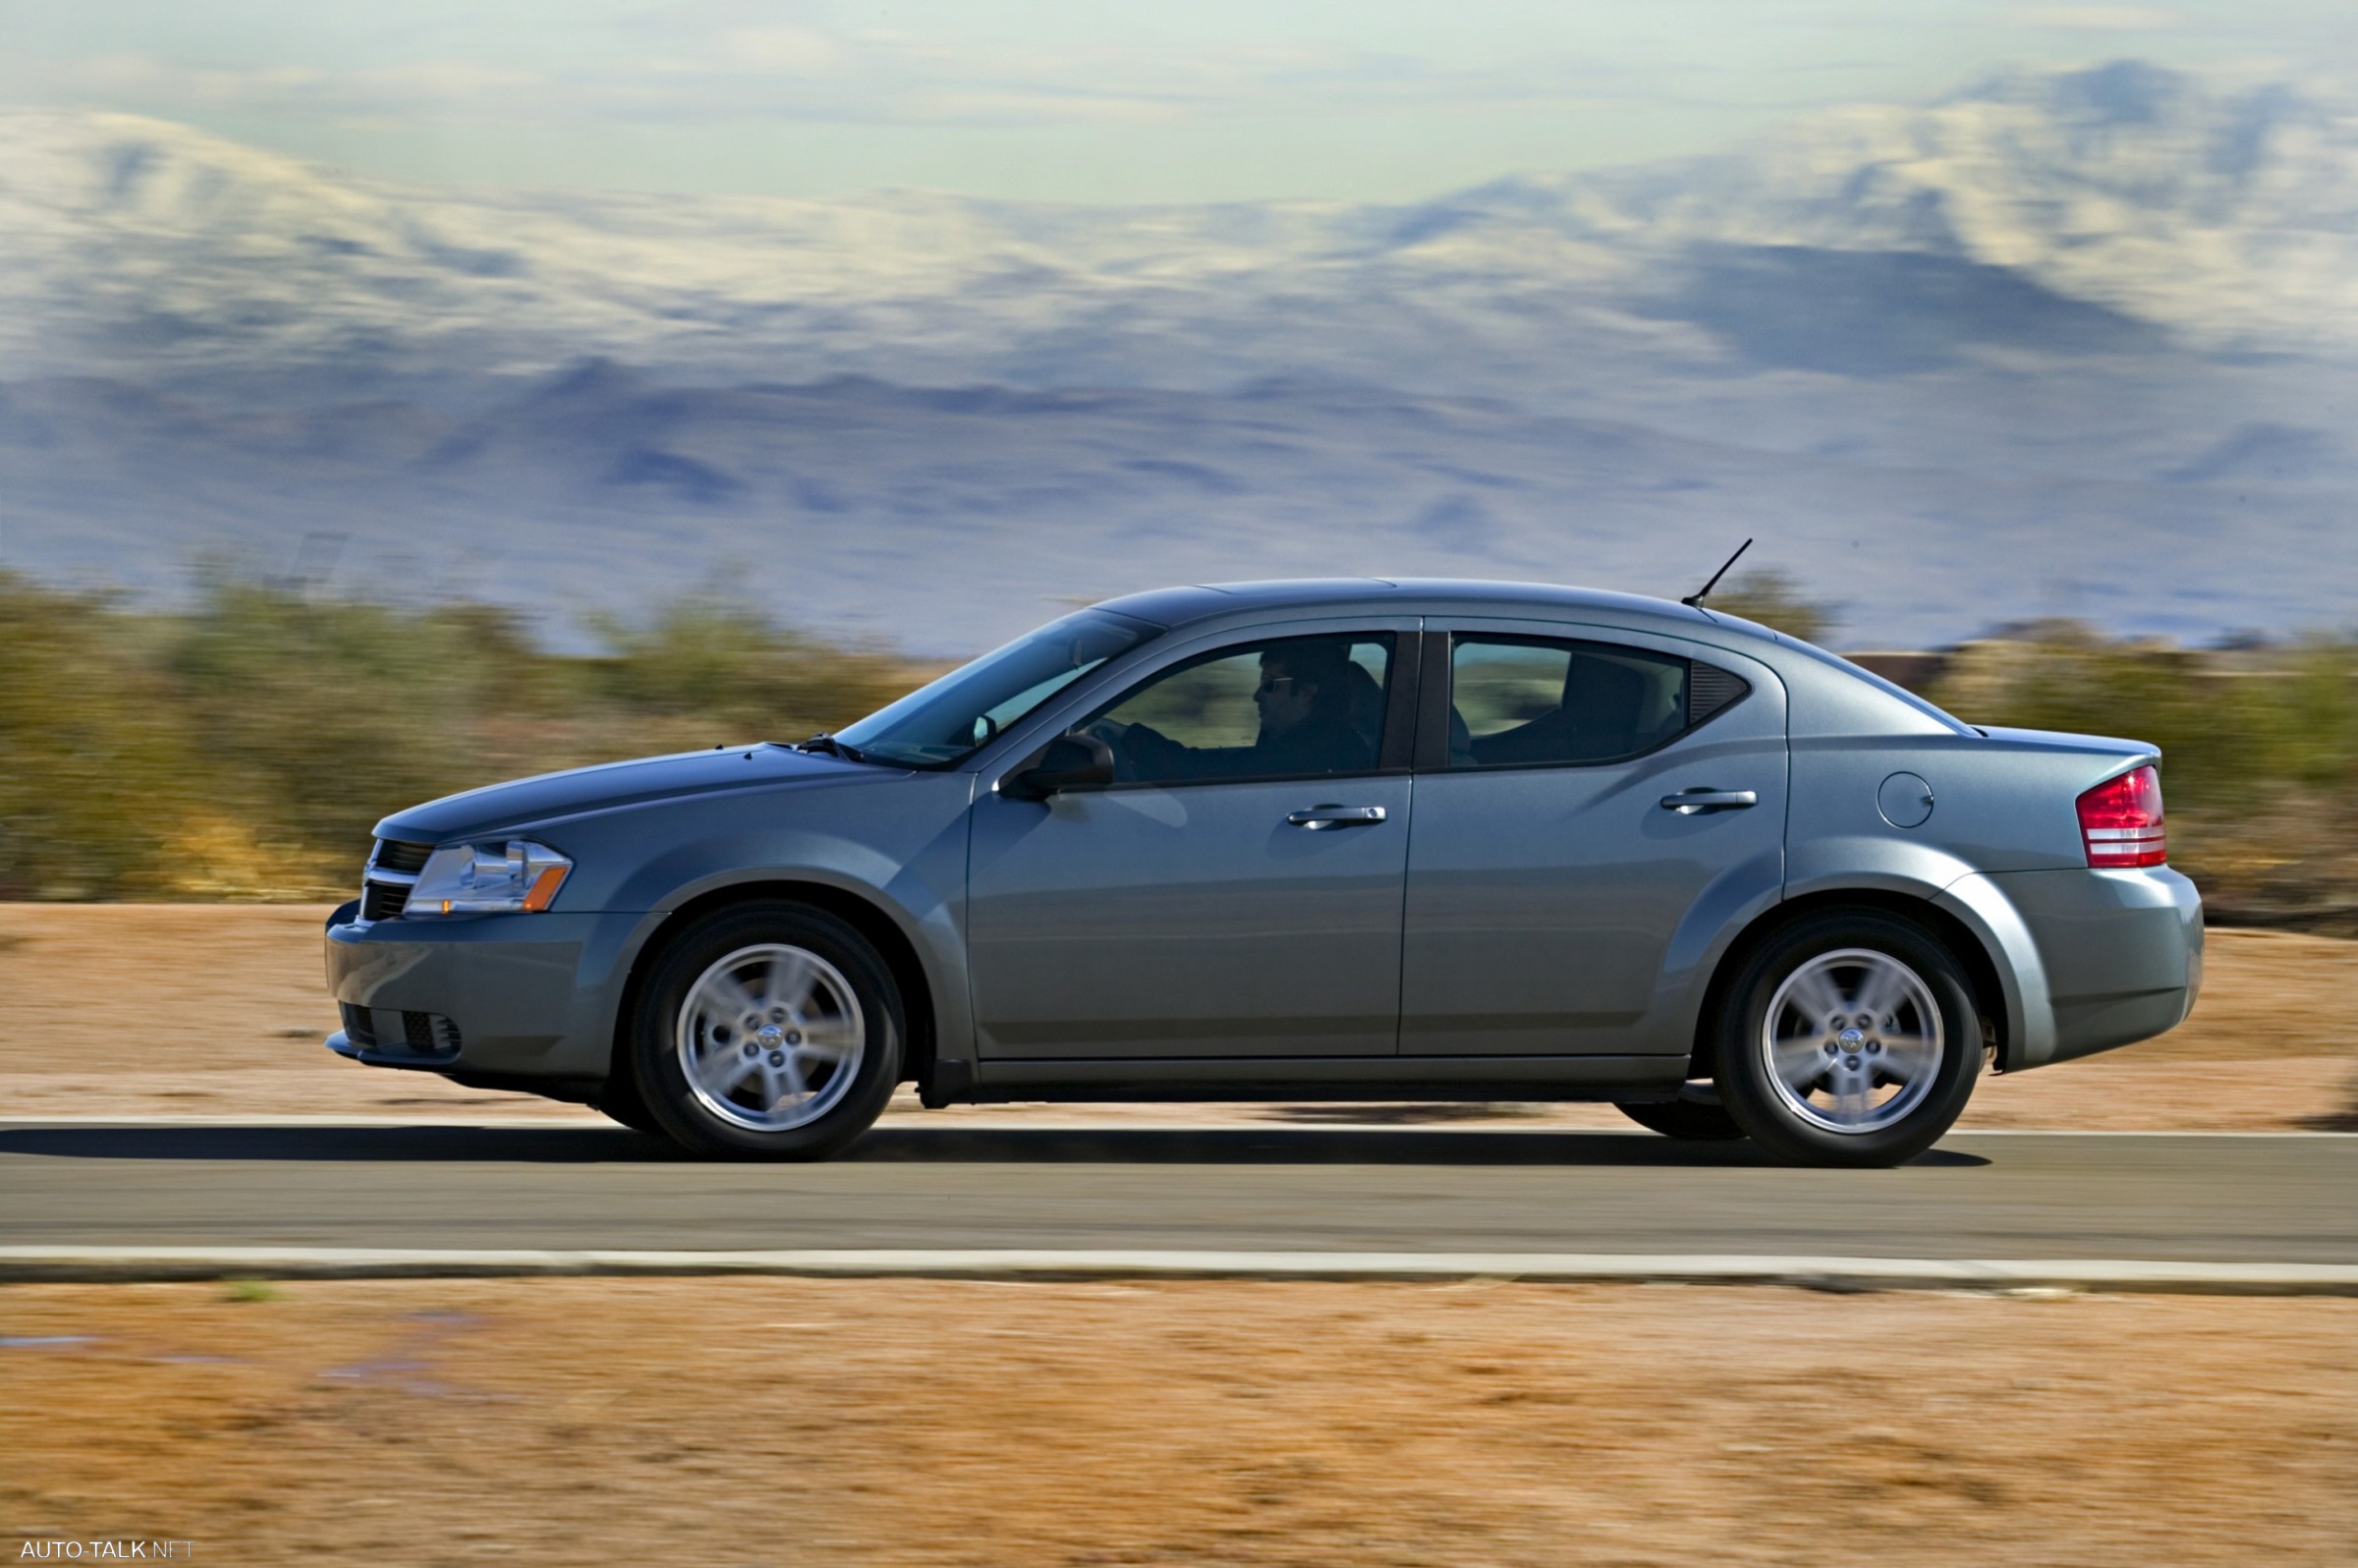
[966,620,1420,1059]
[1400,621,1787,1057]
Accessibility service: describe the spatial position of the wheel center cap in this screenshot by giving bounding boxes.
[755,1025,788,1049]
[1837,1028,1867,1048]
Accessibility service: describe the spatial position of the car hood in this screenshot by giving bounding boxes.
[371,744,889,845]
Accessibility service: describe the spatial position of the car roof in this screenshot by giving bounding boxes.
[1089,577,1978,739]
[1095,577,1749,640]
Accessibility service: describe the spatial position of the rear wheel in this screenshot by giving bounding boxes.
[629,902,903,1159]
[1713,910,1981,1168]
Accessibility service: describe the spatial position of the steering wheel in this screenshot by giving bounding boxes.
[1080,719,1146,783]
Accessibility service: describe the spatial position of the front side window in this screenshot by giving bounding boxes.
[836,609,1155,767]
[1448,636,1693,767]
[1076,633,1394,786]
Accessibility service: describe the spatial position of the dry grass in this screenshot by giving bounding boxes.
[2,1277,2352,1566]
[0,904,2351,1130]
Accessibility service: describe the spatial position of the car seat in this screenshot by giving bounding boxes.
[1340,659,1386,752]
[1470,654,1651,765]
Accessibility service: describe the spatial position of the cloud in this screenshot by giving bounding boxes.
[359,61,547,101]
[25,23,1742,136]
[715,26,842,74]
[55,52,544,115]
[2007,6,2182,29]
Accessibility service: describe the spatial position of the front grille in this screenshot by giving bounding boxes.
[362,880,412,921]
[361,838,433,921]
[371,839,433,874]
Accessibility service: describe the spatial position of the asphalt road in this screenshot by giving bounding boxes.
[0,1123,2349,1264]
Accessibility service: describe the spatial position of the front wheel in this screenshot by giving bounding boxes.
[1713,911,1981,1168]
[627,902,903,1159]
[590,1076,664,1135]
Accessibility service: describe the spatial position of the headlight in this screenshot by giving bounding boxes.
[408,840,573,916]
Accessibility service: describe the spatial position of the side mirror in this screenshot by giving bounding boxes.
[1003,732,1115,800]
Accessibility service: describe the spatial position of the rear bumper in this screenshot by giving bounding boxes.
[1978,866,2204,1069]
[322,901,639,1080]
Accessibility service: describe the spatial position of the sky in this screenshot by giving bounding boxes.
[4,0,2354,202]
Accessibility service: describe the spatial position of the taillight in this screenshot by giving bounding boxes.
[2077,764,2165,868]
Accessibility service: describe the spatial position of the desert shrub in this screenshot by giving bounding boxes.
[584,590,916,752]
[1706,570,1833,645]
[1925,629,2358,927]
[166,577,536,887]
[0,575,931,899]
[0,574,197,897]
[2,574,2351,921]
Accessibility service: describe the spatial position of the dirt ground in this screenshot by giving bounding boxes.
[1,1276,2351,1566]
[6,913,2353,1564]
[1,903,2350,1130]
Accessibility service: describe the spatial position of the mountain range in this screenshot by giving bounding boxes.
[3,59,2353,651]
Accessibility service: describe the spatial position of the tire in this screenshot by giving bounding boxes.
[627,902,904,1159]
[1712,909,1982,1168]
[1615,1093,1747,1141]
[590,1073,664,1135]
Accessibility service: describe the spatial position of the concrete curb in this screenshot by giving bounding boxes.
[3,1247,2354,1295]
[1,1116,2349,1137]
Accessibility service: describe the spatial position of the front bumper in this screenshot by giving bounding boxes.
[322,901,639,1080]
[327,1023,456,1071]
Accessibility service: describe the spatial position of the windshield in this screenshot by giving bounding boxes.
[836,609,1158,767]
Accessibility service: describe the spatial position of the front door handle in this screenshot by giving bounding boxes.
[1659,789,1758,814]
[1286,805,1388,829]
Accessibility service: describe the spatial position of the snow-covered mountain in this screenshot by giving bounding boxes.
[6,58,2352,385]
[2,61,2353,649]
[1527,60,2358,354]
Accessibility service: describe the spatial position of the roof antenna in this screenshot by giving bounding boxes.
[1681,537,1753,608]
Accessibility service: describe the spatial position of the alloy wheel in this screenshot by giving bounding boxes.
[1759,946,1945,1134]
[674,942,867,1132]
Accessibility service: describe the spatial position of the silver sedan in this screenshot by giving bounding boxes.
[323,579,2201,1167]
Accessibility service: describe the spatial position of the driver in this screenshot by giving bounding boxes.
[1095,640,1376,780]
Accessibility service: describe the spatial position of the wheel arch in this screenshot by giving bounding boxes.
[609,878,939,1090]
[1686,887,2011,1079]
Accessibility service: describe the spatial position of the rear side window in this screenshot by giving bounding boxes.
[1445,636,1745,768]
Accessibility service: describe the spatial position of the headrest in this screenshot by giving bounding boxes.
[1560,653,1650,736]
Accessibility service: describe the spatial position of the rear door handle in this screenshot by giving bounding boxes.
[1286,805,1388,829]
[1659,789,1757,814]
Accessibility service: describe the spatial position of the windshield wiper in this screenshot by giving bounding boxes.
[795,732,869,762]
